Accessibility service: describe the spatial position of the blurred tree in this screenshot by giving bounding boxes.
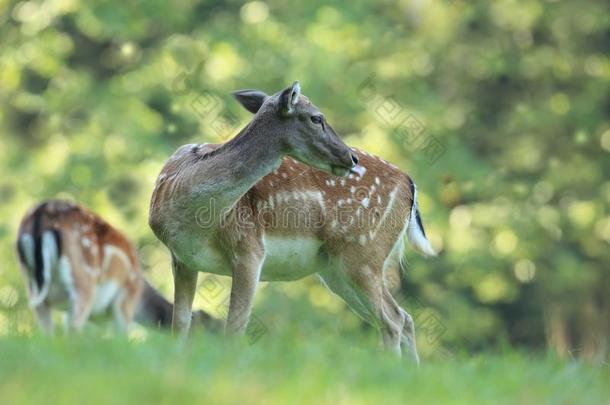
[0,0,608,360]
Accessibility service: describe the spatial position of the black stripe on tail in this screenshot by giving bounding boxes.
[31,203,61,290]
[16,237,26,266]
[408,179,427,238]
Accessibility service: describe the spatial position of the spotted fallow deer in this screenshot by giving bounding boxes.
[149,82,435,362]
[16,200,219,334]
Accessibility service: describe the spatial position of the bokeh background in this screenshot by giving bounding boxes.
[0,0,608,361]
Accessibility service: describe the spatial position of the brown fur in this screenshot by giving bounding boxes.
[149,83,434,362]
[16,200,218,334]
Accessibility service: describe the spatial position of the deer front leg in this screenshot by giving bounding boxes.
[226,253,264,335]
[171,254,198,338]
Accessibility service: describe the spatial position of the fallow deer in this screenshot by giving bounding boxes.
[149,82,435,362]
[16,200,219,334]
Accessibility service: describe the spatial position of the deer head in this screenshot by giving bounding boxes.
[233,81,359,176]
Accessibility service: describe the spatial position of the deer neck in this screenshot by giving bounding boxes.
[202,118,284,210]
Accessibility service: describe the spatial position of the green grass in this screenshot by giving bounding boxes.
[0,328,608,405]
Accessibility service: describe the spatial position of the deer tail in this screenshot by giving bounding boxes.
[406,181,436,257]
[17,203,61,307]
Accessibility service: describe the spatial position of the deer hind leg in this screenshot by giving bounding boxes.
[171,254,198,338]
[34,302,54,335]
[318,270,377,324]
[376,287,404,357]
[67,284,95,332]
[60,258,95,333]
[382,287,420,364]
[400,308,419,364]
[112,284,141,334]
[335,257,404,356]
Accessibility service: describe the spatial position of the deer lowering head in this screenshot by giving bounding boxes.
[16,200,219,334]
[233,81,359,177]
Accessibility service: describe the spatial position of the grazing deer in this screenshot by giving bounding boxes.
[149,82,435,362]
[16,200,219,334]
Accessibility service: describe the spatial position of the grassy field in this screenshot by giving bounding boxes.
[0,328,608,405]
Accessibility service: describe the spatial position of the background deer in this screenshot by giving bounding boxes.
[16,200,219,334]
[149,82,435,362]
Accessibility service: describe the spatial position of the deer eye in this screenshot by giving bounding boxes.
[310,115,323,124]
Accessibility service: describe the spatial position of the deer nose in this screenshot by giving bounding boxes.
[350,153,359,166]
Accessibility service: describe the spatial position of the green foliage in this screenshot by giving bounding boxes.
[0,0,608,359]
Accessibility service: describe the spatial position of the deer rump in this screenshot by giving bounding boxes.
[15,200,217,331]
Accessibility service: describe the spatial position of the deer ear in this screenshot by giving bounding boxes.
[233,89,268,114]
[279,81,300,116]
